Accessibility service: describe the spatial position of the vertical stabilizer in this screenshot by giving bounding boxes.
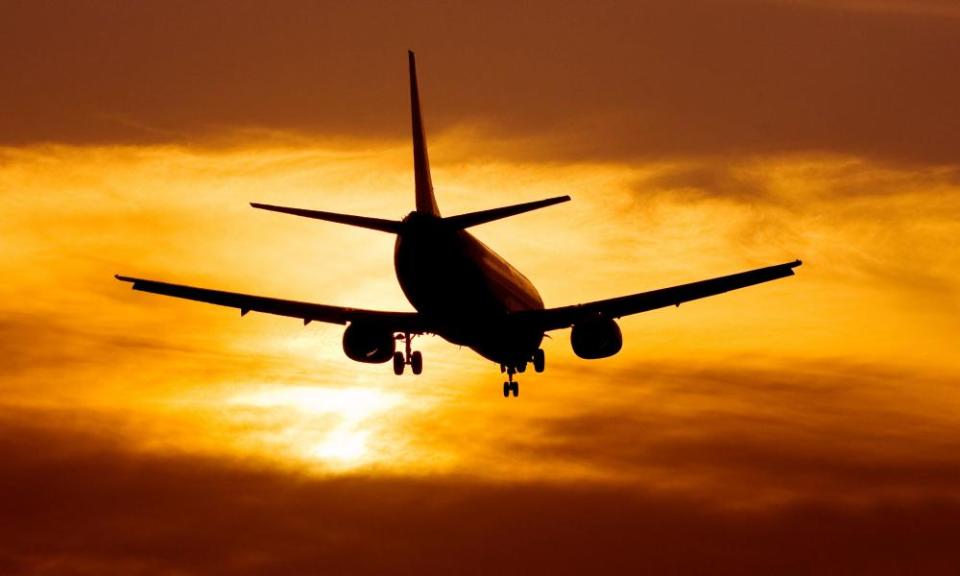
[408,51,440,216]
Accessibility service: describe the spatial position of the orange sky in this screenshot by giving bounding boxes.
[2,1,960,574]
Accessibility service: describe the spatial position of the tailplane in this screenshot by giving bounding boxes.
[249,53,572,234]
[250,195,571,233]
[250,203,402,233]
[442,196,571,229]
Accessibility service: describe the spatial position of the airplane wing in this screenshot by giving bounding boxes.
[515,260,802,332]
[115,275,427,333]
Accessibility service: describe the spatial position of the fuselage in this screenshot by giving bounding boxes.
[394,212,544,365]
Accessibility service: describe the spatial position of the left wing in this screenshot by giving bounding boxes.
[115,275,427,333]
[514,260,802,332]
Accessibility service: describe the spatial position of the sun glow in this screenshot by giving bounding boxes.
[229,386,402,468]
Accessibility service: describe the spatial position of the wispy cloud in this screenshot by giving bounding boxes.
[774,0,960,19]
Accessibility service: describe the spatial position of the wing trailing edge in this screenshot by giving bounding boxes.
[517,260,803,332]
[114,275,426,333]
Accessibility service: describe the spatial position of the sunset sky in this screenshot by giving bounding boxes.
[2,1,960,573]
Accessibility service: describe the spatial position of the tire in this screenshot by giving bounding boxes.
[410,351,423,375]
[511,382,519,397]
[503,382,510,397]
[517,362,526,373]
[392,351,405,375]
[533,349,545,373]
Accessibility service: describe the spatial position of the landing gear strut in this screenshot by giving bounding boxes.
[502,366,519,398]
[393,333,423,376]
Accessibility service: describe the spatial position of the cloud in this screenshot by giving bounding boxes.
[503,360,960,505]
[776,0,960,19]
[1,144,958,404]
[3,9,960,567]
[633,162,774,204]
[1,139,959,573]
[2,406,960,575]
[2,1,959,165]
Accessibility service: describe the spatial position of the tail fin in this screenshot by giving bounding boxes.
[409,50,440,216]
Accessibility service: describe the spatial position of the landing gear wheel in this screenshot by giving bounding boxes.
[516,362,526,373]
[392,351,405,375]
[503,382,510,397]
[511,381,519,397]
[410,351,423,375]
[533,349,545,373]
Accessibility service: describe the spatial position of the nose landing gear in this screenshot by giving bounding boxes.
[392,333,423,376]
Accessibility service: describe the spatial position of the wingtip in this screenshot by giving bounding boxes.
[115,274,133,282]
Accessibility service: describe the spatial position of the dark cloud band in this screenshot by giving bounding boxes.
[2,0,959,165]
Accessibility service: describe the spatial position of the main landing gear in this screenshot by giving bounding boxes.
[499,349,546,398]
[392,333,422,376]
[532,348,545,373]
[502,366,519,398]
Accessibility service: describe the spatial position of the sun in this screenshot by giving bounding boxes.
[229,386,401,468]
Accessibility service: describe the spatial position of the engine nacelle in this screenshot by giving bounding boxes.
[342,324,396,364]
[570,317,623,359]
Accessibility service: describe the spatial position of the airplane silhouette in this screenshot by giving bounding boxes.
[117,51,801,398]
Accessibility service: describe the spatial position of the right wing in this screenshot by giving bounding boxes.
[115,275,427,333]
[516,260,802,332]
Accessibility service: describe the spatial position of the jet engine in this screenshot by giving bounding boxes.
[570,317,623,359]
[342,323,396,363]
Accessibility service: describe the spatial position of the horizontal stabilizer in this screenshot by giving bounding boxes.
[443,195,571,229]
[250,203,402,233]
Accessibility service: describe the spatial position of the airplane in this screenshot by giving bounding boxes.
[116,51,801,398]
